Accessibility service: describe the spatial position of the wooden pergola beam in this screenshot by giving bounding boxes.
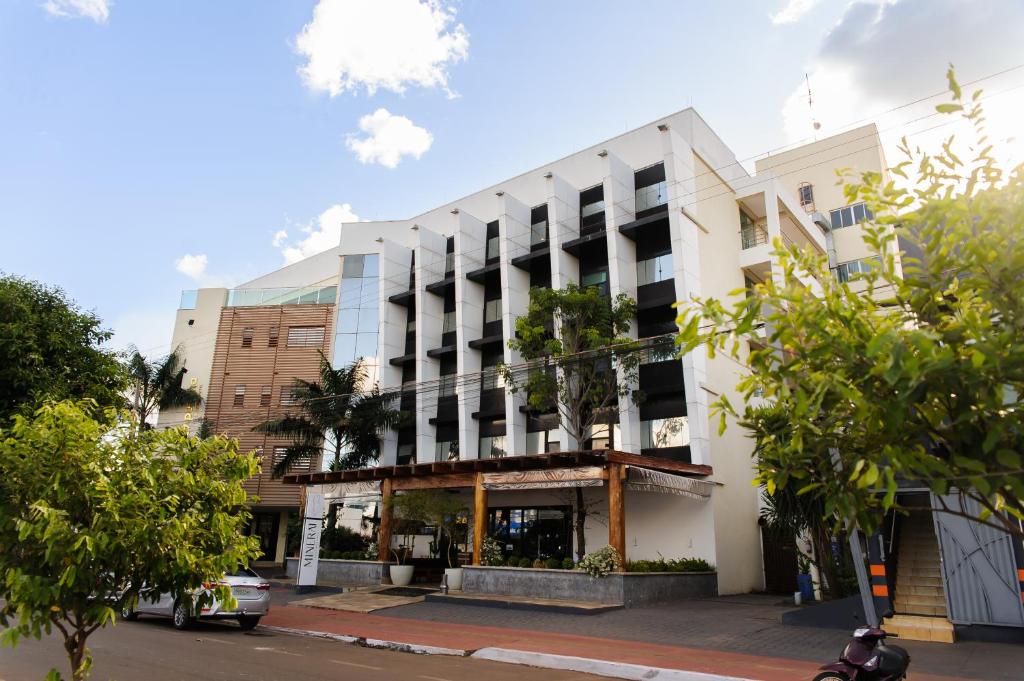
[472,472,487,566]
[607,462,626,570]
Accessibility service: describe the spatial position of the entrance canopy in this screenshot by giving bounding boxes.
[282,450,713,567]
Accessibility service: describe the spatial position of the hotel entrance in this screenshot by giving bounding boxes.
[488,505,571,561]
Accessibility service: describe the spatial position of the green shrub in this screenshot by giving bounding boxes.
[545,557,561,570]
[578,546,622,578]
[623,557,714,573]
[518,557,533,568]
[480,536,504,566]
[561,557,574,570]
[506,554,522,567]
[532,559,545,569]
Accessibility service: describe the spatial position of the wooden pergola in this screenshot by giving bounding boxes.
[283,450,712,567]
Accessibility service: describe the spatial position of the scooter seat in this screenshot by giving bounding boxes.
[874,643,910,675]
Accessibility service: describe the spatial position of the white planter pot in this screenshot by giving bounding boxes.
[444,568,463,591]
[390,565,414,586]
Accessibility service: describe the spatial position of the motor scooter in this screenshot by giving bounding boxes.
[813,626,910,681]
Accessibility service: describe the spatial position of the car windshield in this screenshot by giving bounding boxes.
[227,566,260,578]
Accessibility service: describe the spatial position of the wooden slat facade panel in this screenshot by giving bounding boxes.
[205,304,335,509]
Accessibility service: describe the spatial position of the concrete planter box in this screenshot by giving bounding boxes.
[284,558,387,586]
[462,566,717,607]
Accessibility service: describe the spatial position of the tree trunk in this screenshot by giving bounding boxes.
[64,629,89,681]
[574,487,587,561]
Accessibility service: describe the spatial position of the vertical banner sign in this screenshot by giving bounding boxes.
[296,491,325,587]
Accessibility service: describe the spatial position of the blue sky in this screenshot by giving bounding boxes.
[2,0,1021,356]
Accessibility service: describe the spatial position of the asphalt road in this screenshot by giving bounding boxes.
[0,615,602,681]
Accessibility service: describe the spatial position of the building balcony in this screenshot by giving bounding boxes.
[636,280,677,311]
[426,274,455,295]
[561,230,607,257]
[389,352,416,367]
[427,343,456,358]
[466,261,500,283]
[511,245,550,271]
[388,289,415,307]
[618,210,670,242]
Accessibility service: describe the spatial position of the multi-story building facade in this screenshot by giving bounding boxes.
[162,109,888,593]
[159,248,342,566]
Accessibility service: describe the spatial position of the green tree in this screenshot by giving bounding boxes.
[0,401,261,681]
[505,283,640,559]
[253,353,400,477]
[125,345,203,431]
[0,275,125,424]
[675,70,1024,538]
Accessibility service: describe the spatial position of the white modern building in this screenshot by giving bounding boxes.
[164,108,891,595]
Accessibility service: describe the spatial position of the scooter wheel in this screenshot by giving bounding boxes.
[812,674,851,681]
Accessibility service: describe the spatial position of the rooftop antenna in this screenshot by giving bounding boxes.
[806,72,822,138]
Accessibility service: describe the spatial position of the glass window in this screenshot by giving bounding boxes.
[406,319,416,334]
[241,327,254,348]
[637,253,673,286]
[445,252,455,274]
[357,307,379,333]
[260,385,272,407]
[481,365,505,390]
[530,221,548,246]
[362,254,379,278]
[179,290,198,310]
[853,203,866,223]
[486,236,501,261]
[438,374,457,398]
[829,202,874,230]
[581,199,605,218]
[333,334,357,363]
[287,326,325,347]
[526,428,560,455]
[581,270,609,296]
[342,255,365,278]
[280,387,297,407]
[338,310,359,334]
[643,344,677,363]
[339,279,362,308]
[354,333,378,359]
[397,444,415,464]
[480,435,507,459]
[798,183,814,207]
[434,440,459,462]
[641,417,690,449]
[635,180,668,212]
[298,288,319,304]
[484,298,503,324]
[442,310,457,334]
[233,385,245,407]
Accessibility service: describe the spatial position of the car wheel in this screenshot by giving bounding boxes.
[172,601,193,630]
[812,674,851,681]
[237,615,261,631]
[120,604,138,621]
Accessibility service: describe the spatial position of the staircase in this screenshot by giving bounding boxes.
[884,514,955,643]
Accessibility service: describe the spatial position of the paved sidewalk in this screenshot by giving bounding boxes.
[261,591,1020,681]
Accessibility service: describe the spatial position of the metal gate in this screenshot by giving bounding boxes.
[932,494,1024,627]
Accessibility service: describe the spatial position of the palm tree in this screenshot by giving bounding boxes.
[126,345,203,432]
[253,353,400,478]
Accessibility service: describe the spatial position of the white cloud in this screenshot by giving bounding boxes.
[42,0,110,23]
[295,0,469,98]
[771,0,820,25]
[277,203,360,265]
[345,108,433,168]
[781,0,1024,170]
[271,229,289,248]
[174,253,235,288]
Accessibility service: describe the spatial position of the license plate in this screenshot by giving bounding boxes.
[233,587,255,598]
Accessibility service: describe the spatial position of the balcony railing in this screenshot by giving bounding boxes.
[740,226,769,250]
[226,285,337,307]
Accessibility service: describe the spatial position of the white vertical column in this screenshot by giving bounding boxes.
[763,186,785,289]
[377,238,412,466]
[662,127,710,466]
[499,193,531,457]
[545,173,580,450]
[454,211,487,460]
[602,151,641,453]
[415,226,447,464]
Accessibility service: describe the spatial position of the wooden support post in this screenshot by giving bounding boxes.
[473,472,488,566]
[378,478,393,563]
[607,463,626,570]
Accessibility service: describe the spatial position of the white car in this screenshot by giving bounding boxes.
[121,566,270,631]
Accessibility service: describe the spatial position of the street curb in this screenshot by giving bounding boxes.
[363,638,469,657]
[260,625,471,657]
[260,625,360,644]
[263,624,761,680]
[471,647,758,681]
